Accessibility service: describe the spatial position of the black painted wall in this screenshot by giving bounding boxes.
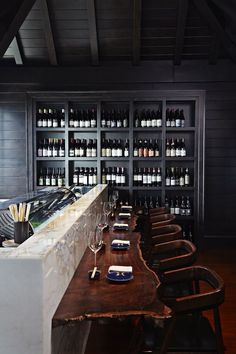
[0,60,236,242]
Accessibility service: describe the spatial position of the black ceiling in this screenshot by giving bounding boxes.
[1,0,236,67]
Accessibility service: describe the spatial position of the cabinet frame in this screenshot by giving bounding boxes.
[27,90,205,243]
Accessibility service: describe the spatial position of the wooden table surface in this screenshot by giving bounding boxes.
[52,220,171,328]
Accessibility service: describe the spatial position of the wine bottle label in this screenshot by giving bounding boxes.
[92,148,97,157]
[43,148,48,157]
[106,174,111,181]
[147,175,152,184]
[171,121,175,127]
[124,149,129,157]
[152,119,157,127]
[69,149,75,157]
[174,207,180,214]
[166,121,170,127]
[60,120,65,128]
[51,178,56,186]
[134,175,138,181]
[101,148,106,157]
[42,120,47,127]
[111,121,116,128]
[133,149,138,157]
[93,175,97,185]
[176,148,181,157]
[138,175,142,182]
[47,148,52,157]
[185,176,190,185]
[59,149,65,157]
[73,120,79,128]
[85,120,90,128]
[121,175,125,184]
[116,175,121,184]
[181,149,186,157]
[176,119,181,127]
[123,119,128,128]
[91,119,96,128]
[143,175,148,184]
[166,149,171,157]
[69,120,74,127]
[165,177,170,186]
[38,148,43,157]
[46,178,50,186]
[37,120,42,128]
[48,120,52,128]
[86,148,92,157]
[141,120,147,127]
[83,176,88,185]
[39,178,44,186]
[102,175,106,184]
[58,178,63,187]
[106,148,111,157]
[171,179,175,186]
[79,175,84,185]
[180,177,185,186]
[170,207,175,214]
[101,119,106,127]
[117,121,122,128]
[89,176,93,185]
[157,119,162,127]
[112,149,117,157]
[146,120,151,127]
[117,148,123,157]
[151,175,157,183]
[73,176,78,184]
[170,149,176,157]
[155,150,160,157]
[53,149,58,157]
[157,175,162,182]
[80,121,85,128]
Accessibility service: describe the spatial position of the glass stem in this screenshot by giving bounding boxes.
[94,252,97,267]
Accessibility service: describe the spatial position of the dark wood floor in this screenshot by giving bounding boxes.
[85,246,236,354]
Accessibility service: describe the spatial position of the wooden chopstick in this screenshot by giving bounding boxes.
[25,203,31,222]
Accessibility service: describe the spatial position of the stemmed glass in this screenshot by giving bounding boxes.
[88,227,103,268]
[102,201,112,228]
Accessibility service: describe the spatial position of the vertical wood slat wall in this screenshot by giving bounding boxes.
[0,84,236,243]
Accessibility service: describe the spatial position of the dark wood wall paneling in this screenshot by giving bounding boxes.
[0,60,236,242]
[0,93,27,198]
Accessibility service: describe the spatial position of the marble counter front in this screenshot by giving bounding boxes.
[0,184,107,354]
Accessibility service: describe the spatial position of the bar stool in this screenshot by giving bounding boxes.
[150,213,175,228]
[142,266,225,354]
[151,224,182,243]
[148,239,197,275]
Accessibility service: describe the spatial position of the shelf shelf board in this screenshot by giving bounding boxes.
[132,186,162,190]
[133,127,162,131]
[36,157,65,161]
[165,157,194,161]
[100,128,129,132]
[166,127,195,132]
[36,128,65,132]
[68,157,97,161]
[165,187,194,191]
[68,128,97,132]
[133,157,162,161]
[175,215,194,221]
[100,157,130,161]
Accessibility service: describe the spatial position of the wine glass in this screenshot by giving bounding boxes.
[102,201,112,228]
[88,227,103,268]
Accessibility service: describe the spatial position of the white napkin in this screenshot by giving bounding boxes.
[113,223,129,228]
[112,239,130,245]
[108,265,133,273]
[119,212,131,217]
[121,205,132,210]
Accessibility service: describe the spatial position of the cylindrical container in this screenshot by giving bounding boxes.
[14,222,29,244]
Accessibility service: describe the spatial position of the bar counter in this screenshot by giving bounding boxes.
[0,184,107,354]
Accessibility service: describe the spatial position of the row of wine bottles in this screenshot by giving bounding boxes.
[166,138,187,157]
[133,194,192,216]
[165,167,191,187]
[101,139,129,157]
[69,139,97,157]
[101,167,127,186]
[101,109,129,128]
[73,167,97,186]
[133,167,162,186]
[38,168,65,186]
[37,139,65,157]
[36,107,188,130]
[36,108,65,128]
[69,109,97,128]
[133,139,160,157]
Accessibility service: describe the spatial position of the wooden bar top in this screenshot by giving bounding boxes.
[53,226,171,328]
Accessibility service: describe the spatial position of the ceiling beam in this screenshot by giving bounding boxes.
[174,0,188,65]
[40,0,57,66]
[0,0,37,58]
[133,0,142,65]
[193,0,236,62]
[209,35,220,64]
[11,35,23,65]
[87,0,99,65]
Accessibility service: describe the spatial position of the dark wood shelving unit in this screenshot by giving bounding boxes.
[29,90,204,243]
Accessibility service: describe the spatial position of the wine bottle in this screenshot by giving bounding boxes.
[37,108,43,128]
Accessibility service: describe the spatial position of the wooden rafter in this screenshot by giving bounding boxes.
[209,35,220,64]
[0,0,37,58]
[40,0,57,66]
[87,0,99,65]
[11,35,23,65]
[174,0,188,65]
[194,0,236,62]
[133,0,142,65]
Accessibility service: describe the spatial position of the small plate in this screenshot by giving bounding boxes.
[107,271,133,282]
[111,243,129,250]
